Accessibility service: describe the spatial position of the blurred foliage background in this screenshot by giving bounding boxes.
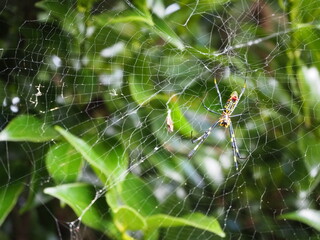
[1,0,320,239]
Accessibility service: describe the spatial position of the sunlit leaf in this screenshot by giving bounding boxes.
[94,5,184,50]
[152,14,185,50]
[289,0,320,24]
[297,66,320,126]
[0,115,58,142]
[77,0,95,13]
[55,126,107,175]
[279,209,320,232]
[293,26,320,70]
[93,9,154,26]
[179,0,231,15]
[44,183,120,237]
[146,213,225,238]
[45,142,83,183]
[114,205,147,231]
[86,137,129,184]
[297,129,320,195]
[106,174,160,217]
[54,126,128,184]
[298,130,320,175]
[169,99,195,137]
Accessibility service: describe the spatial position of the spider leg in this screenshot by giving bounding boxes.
[188,121,219,159]
[230,113,243,118]
[238,77,247,101]
[202,100,221,115]
[229,122,245,171]
[214,78,224,109]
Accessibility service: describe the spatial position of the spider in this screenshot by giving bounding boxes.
[188,78,247,171]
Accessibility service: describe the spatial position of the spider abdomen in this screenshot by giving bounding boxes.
[218,113,231,128]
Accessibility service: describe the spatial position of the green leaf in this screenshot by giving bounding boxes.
[152,14,185,50]
[256,76,299,116]
[106,174,160,217]
[77,0,96,13]
[93,1,185,54]
[279,209,320,232]
[159,54,207,91]
[54,126,107,175]
[94,7,184,50]
[289,0,320,24]
[93,9,154,26]
[36,0,81,36]
[128,55,157,105]
[177,0,230,17]
[297,129,320,194]
[0,81,5,105]
[0,182,24,225]
[297,66,320,126]
[44,183,119,237]
[19,171,41,214]
[132,0,149,14]
[298,130,320,175]
[0,115,59,142]
[20,147,49,213]
[148,149,185,183]
[293,26,320,70]
[92,0,153,27]
[169,99,195,137]
[45,142,83,183]
[114,205,147,231]
[146,213,225,238]
[86,137,128,184]
[54,126,127,184]
[121,174,160,216]
[36,0,73,19]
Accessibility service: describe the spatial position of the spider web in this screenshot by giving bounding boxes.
[1,0,320,239]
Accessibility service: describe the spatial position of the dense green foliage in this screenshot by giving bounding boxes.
[1,0,320,239]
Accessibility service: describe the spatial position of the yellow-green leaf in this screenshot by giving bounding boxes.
[146,213,225,238]
[0,115,58,142]
[114,206,147,231]
[279,209,320,232]
[0,182,24,225]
